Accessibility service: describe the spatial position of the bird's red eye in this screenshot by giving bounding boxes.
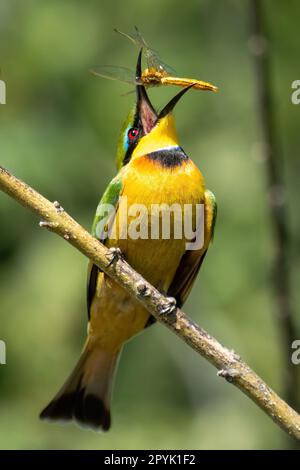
[127,128,139,141]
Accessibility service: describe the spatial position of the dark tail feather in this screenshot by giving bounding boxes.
[40,341,120,431]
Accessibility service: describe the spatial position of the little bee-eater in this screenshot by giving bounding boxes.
[40,51,217,431]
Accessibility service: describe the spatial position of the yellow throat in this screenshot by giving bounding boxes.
[131,114,179,159]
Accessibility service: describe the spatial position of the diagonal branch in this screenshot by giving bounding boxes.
[0,165,300,441]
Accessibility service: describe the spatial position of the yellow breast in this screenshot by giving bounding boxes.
[89,154,206,348]
[108,156,205,290]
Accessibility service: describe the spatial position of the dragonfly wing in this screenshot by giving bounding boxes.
[145,48,176,75]
[133,27,176,74]
[115,27,176,75]
[114,27,148,49]
[90,65,141,85]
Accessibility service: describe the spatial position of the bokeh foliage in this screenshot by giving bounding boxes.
[0,0,299,449]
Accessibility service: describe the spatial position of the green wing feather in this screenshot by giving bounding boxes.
[91,176,123,241]
[205,189,217,240]
[87,176,123,318]
[168,189,217,307]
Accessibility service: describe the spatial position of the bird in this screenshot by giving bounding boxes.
[40,50,217,431]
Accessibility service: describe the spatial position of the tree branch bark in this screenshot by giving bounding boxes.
[1,165,300,441]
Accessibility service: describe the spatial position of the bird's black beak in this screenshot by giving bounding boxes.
[135,50,157,134]
[135,50,194,133]
[157,84,195,120]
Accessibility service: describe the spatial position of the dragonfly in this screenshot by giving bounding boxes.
[91,27,218,93]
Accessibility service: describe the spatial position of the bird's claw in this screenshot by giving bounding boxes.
[158,297,177,316]
[106,247,123,267]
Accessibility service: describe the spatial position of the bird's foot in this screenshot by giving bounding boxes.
[158,296,177,316]
[106,247,123,267]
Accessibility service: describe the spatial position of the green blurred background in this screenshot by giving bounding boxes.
[0,0,299,450]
